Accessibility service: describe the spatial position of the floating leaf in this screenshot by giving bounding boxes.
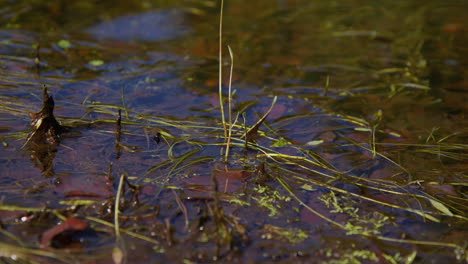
[305,139,324,146]
[388,131,401,137]
[89,59,104,66]
[300,184,316,191]
[354,127,371,132]
[429,199,453,216]
[58,39,71,49]
[271,138,290,147]
[59,200,98,206]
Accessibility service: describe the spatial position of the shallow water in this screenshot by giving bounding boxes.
[0,0,467,263]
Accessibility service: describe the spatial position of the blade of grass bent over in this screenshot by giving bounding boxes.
[225,45,235,162]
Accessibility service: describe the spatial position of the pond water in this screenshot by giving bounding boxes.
[0,0,467,263]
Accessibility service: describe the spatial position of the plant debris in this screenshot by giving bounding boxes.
[23,86,64,176]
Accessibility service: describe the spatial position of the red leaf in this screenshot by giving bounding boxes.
[40,217,88,248]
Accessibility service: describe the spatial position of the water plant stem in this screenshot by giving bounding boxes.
[218,0,227,138]
[224,45,234,162]
[113,173,126,264]
[114,173,125,238]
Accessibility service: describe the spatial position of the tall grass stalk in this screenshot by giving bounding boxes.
[114,174,125,238]
[218,0,227,138]
[112,174,126,264]
[224,45,234,161]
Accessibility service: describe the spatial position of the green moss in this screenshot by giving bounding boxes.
[261,224,308,243]
[319,191,390,236]
[253,185,291,217]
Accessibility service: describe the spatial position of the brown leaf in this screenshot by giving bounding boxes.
[40,217,88,248]
[422,183,459,197]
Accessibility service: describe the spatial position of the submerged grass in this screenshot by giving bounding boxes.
[67,97,468,225]
[0,0,467,263]
[1,80,466,262]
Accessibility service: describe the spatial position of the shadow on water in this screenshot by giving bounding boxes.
[0,0,467,263]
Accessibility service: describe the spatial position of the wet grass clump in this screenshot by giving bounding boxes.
[0,0,467,263]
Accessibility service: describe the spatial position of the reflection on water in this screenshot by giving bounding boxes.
[24,87,63,177]
[0,0,467,263]
[87,9,191,41]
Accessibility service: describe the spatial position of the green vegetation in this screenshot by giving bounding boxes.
[0,0,467,263]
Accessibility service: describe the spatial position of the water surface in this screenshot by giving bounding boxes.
[0,1,467,263]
